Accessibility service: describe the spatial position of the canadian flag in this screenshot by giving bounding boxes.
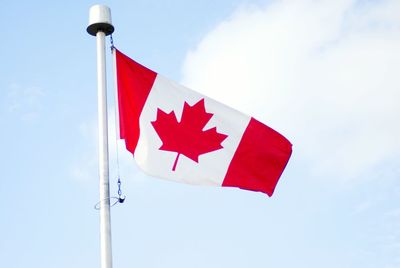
[115,48,292,196]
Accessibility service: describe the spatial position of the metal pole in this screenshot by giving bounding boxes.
[97,30,113,268]
[87,5,115,268]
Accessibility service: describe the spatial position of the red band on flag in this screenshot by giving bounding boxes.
[222,118,292,196]
[115,49,157,153]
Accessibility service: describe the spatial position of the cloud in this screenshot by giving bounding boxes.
[69,120,98,183]
[181,0,400,181]
[70,106,143,185]
[4,83,45,122]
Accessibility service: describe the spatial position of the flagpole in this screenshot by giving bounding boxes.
[87,5,115,268]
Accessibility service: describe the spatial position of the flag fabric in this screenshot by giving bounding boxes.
[114,48,292,196]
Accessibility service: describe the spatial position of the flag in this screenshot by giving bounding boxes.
[114,48,292,196]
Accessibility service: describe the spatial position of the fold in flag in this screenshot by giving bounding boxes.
[114,48,292,196]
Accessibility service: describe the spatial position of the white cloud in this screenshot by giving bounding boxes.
[70,107,143,185]
[69,120,98,183]
[181,0,400,181]
[4,83,45,122]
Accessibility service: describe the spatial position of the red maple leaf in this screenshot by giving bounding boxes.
[151,99,228,171]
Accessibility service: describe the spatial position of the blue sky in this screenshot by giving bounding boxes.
[1,0,400,267]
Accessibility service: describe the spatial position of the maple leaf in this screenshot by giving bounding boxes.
[151,99,228,171]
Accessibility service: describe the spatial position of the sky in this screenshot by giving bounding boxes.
[1,0,399,267]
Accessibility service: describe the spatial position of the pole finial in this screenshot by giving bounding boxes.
[87,5,114,36]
